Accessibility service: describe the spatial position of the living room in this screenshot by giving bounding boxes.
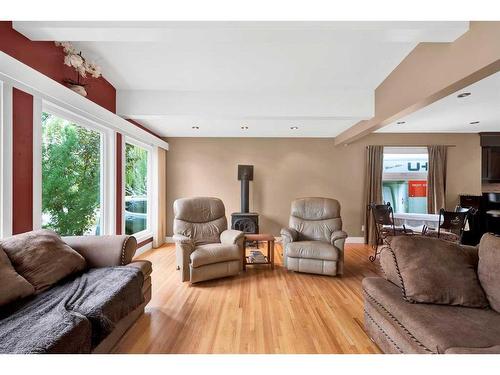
[1,0,500,373]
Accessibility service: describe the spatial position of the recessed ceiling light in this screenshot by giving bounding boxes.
[396,121,406,125]
[457,92,471,98]
[290,126,299,130]
[470,121,480,125]
[241,126,249,130]
[192,126,199,130]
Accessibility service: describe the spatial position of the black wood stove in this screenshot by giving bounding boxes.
[231,165,259,234]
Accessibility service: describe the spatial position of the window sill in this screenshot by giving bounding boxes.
[131,230,153,245]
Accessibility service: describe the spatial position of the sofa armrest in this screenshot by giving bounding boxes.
[127,260,152,278]
[330,230,348,250]
[62,235,137,268]
[220,229,244,245]
[280,227,299,243]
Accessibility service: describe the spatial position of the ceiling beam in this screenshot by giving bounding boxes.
[334,21,500,145]
[12,21,468,43]
[117,89,373,119]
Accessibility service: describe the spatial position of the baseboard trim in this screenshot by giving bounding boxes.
[346,237,364,243]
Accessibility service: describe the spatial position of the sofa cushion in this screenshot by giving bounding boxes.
[478,233,500,313]
[190,243,241,268]
[363,277,500,354]
[0,266,144,353]
[389,236,488,307]
[286,240,338,261]
[0,245,35,306]
[0,230,86,292]
[378,246,402,288]
[423,229,460,243]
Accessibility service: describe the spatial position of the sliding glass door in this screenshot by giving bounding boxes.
[124,141,150,236]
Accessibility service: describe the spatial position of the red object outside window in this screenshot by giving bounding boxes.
[408,180,427,197]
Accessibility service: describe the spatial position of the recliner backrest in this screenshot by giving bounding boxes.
[173,197,227,245]
[289,197,342,242]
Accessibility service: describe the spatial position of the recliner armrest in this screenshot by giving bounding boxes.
[220,229,244,245]
[62,235,137,268]
[330,230,348,249]
[280,227,299,242]
[172,234,194,245]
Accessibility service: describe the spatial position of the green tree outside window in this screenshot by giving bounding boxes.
[125,143,149,234]
[41,112,101,236]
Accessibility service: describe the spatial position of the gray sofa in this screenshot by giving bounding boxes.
[364,233,500,354]
[281,197,348,276]
[0,234,151,354]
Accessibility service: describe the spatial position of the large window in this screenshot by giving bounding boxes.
[124,141,150,235]
[41,112,102,235]
[382,148,428,214]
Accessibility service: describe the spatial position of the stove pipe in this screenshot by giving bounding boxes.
[237,165,253,213]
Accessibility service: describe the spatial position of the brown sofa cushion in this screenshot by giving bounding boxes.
[389,236,488,307]
[378,246,403,288]
[0,230,86,292]
[478,233,500,313]
[0,245,35,306]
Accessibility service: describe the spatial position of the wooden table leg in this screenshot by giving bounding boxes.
[267,240,270,267]
[243,240,247,271]
[270,240,274,269]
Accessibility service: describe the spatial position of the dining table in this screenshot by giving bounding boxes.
[392,212,440,231]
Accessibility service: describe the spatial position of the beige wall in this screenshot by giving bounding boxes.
[165,133,481,238]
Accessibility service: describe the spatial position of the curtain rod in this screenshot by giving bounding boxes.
[365,145,456,149]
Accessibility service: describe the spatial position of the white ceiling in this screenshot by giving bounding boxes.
[13,21,469,137]
[378,71,500,133]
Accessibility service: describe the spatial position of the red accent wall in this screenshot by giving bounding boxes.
[12,88,34,234]
[116,133,123,234]
[0,21,116,112]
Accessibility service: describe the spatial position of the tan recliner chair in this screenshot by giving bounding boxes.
[280,197,348,276]
[173,197,245,283]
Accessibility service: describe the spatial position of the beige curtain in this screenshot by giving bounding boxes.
[363,145,384,246]
[154,147,167,248]
[427,145,447,214]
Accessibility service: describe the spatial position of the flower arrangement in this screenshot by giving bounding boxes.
[55,41,102,96]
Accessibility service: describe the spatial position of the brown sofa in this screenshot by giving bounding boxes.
[0,234,151,354]
[363,234,500,354]
[64,235,152,353]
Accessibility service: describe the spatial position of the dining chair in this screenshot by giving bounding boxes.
[422,208,469,244]
[368,202,413,261]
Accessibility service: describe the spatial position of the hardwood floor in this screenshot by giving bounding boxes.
[113,242,382,354]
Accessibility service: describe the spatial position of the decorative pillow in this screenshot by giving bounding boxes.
[0,230,86,292]
[389,236,488,307]
[378,246,402,288]
[478,233,500,313]
[0,245,35,306]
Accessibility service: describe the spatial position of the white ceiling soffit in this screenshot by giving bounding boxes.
[13,21,469,137]
[378,70,500,134]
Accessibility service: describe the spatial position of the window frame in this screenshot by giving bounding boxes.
[34,101,116,235]
[382,146,429,214]
[123,136,154,241]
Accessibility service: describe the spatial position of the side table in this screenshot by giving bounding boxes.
[243,233,275,270]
